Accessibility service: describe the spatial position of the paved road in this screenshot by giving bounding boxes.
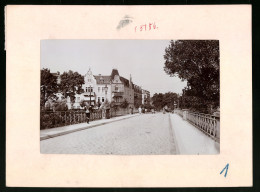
[40,113,177,155]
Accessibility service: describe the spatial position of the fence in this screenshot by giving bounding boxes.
[40,110,102,130]
[174,109,220,143]
[110,108,138,117]
[175,109,183,117]
[41,107,139,130]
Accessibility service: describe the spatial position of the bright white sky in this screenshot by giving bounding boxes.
[41,40,186,96]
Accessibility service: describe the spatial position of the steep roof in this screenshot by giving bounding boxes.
[120,76,130,87]
[111,69,119,79]
[94,75,111,84]
[134,84,142,92]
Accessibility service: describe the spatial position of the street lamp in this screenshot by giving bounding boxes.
[104,84,108,101]
[89,86,92,107]
[104,84,109,119]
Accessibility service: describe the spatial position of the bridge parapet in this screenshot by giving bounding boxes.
[174,109,220,143]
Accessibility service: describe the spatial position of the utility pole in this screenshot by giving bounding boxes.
[89,86,92,106]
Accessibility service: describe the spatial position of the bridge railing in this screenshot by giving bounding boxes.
[41,108,138,130]
[174,109,220,143]
[40,110,102,130]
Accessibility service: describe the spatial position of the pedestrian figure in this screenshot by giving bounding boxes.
[85,106,90,124]
[138,106,142,114]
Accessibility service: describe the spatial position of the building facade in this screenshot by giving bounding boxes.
[110,69,134,109]
[94,74,112,106]
[142,89,151,105]
[72,68,97,109]
[47,68,149,110]
[134,84,142,108]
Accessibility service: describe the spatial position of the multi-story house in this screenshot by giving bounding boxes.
[73,68,97,109]
[94,74,112,106]
[110,69,134,109]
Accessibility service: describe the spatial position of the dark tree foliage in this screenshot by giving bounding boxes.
[164,40,220,112]
[41,68,58,107]
[53,100,68,111]
[110,101,118,111]
[59,70,85,104]
[144,103,152,110]
[120,99,129,108]
[152,92,178,110]
[134,95,142,108]
[151,93,164,110]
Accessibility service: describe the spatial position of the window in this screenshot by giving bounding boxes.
[102,97,105,102]
[98,97,100,102]
[86,87,93,92]
[102,87,104,92]
[115,86,118,91]
[98,87,100,92]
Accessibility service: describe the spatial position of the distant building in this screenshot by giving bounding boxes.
[142,89,150,105]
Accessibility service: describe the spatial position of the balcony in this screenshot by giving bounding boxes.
[113,101,122,105]
[112,92,124,97]
[83,92,95,96]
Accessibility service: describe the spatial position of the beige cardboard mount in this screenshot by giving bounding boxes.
[5,5,252,187]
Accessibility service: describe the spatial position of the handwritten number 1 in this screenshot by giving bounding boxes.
[220,163,229,178]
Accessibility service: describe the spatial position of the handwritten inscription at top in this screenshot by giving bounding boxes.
[135,22,158,32]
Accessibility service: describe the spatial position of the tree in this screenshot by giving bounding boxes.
[41,68,58,107]
[163,92,178,110]
[110,101,118,111]
[80,100,88,108]
[100,99,110,109]
[134,95,142,108]
[120,99,129,108]
[151,92,178,110]
[53,99,68,111]
[151,93,164,110]
[59,70,85,105]
[164,40,220,110]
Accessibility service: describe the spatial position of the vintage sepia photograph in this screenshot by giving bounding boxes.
[40,40,220,155]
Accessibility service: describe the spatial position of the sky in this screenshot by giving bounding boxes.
[41,40,187,96]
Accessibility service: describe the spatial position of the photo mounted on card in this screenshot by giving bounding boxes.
[6,5,252,187]
[40,39,220,155]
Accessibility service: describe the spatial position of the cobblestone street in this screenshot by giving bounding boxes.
[40,113,177,155]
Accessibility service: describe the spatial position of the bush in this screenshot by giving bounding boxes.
[40,111,64,129]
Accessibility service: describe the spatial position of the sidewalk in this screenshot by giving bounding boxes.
[40,113,140,141]
[169,113,220,154]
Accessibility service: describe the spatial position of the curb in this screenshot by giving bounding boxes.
[40,114,139,141]
[169,114,180,154]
